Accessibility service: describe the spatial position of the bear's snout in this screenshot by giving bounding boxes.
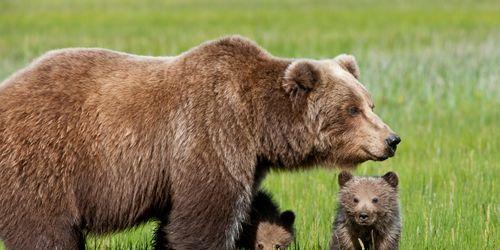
[359,212,369,221]
[354,210,377,225]
[385,134,401,155]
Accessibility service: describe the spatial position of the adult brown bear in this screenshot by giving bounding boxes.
[0,36,400,249]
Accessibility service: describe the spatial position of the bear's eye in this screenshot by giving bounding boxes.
[372,197,379,203]
[353,198,359,203]
[257,243,264,249]
[275,244,281,249]
[348,106,360,116]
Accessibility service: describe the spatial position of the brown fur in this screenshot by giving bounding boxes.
[330,172,401,250]
[236,190,295,250]
[0,35,398,249]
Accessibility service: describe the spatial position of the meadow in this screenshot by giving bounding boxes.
[0,0,498,249]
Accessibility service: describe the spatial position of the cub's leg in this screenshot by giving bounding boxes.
[330,227,355,250]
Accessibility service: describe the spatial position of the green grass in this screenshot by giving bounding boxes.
[0,0,498,249]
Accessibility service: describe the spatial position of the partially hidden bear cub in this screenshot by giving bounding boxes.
[330,171,401,250]
[237,190,295,250]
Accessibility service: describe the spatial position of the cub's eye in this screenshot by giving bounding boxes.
[348,106,360,116]
[275,244,281,249]
[353,198,359,203]
[372,198,379,203]
[257,243,264,249]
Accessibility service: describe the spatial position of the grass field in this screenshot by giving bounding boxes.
[0,0,498,249]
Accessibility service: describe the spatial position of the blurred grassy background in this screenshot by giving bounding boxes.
[0,0,498,249]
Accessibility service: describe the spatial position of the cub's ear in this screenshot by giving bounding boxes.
[283,60,320,95]
[338,171,353,187]
[382,171,399,188]
[335,54,360,79]
[280,210,295,227]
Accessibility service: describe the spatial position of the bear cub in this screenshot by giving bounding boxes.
[330,171,401,250]
[237,190,295,250]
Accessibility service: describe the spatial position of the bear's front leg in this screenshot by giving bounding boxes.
[157,164,253,250]
[376,234,400,250]
[329,227,355,250]
[2,219,85,250]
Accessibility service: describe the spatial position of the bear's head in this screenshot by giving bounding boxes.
[337,171,399,226]
[283,55,400,168]
[254,211,295,250]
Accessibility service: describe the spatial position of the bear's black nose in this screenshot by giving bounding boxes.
[359,212,369,221]
[385,134,401,150]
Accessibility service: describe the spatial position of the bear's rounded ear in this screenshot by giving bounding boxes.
[283,60,320,95]
[338,171,353,187]
[382,171,399,188]
[280,210,295,227]
[335,54,360,79]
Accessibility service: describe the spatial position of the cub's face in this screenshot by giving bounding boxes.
[337,171,399,226]
[254,211,295,250]
[283,55,400,168]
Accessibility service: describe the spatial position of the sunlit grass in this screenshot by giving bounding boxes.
[0,0,498,249]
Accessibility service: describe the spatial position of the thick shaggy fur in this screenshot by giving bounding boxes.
[330,172,401,250]
[237,190,295,250]
[0,36,398,249]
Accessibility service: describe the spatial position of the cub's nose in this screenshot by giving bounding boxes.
[385,134,401,150]
[359,212,369,221]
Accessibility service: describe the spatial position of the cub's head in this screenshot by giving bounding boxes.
[255,211,295,250]
[283,55,400,168]
[337,171,399,226]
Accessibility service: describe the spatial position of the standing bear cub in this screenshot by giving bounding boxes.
[0,35,399,249]
[330,171,401,250]
[237,190,295,250]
